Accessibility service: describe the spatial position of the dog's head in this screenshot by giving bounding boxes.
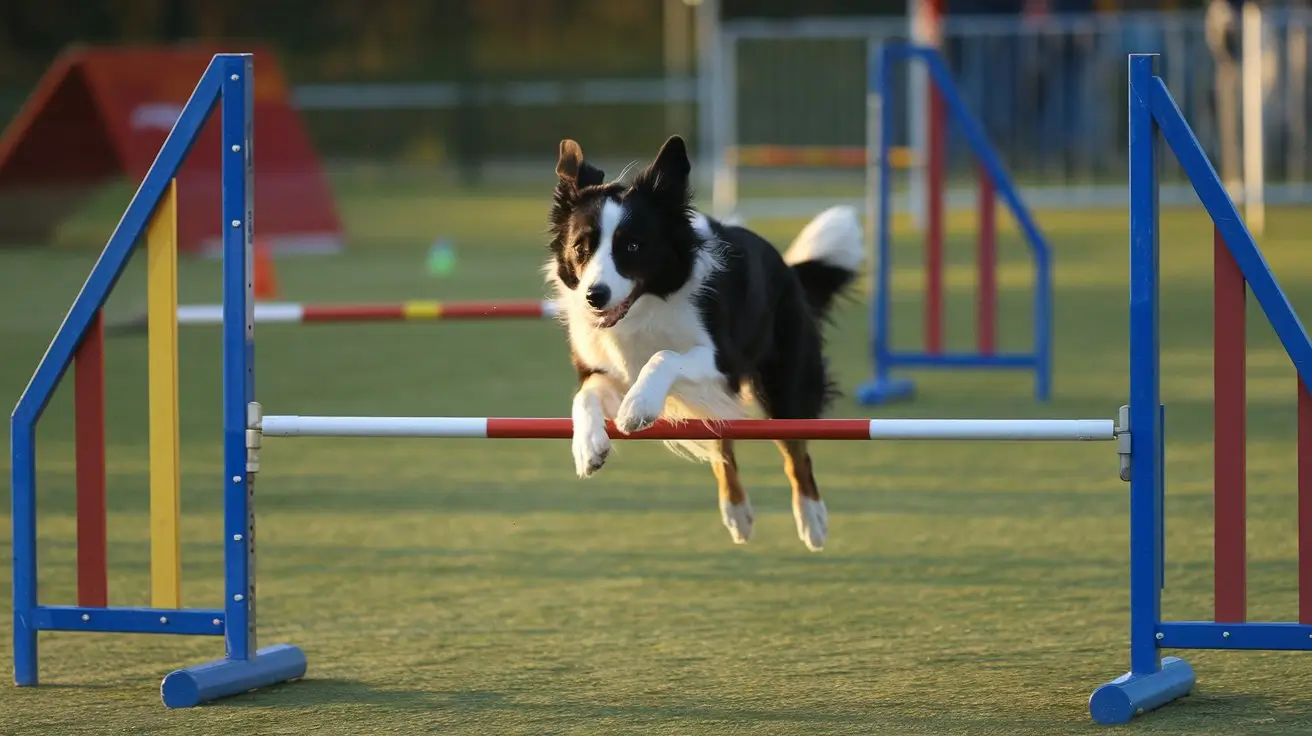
[547,135,701,329]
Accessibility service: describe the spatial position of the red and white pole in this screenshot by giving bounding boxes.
[259,415,1117,442]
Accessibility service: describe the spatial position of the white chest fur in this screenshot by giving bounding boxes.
[565,291,707,388]
[549,213,752,463]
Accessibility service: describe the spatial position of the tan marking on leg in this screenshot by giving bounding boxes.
[774,439,820,501]
[712,439,746,506]
[776,439,827,551]
[714,439,754,544]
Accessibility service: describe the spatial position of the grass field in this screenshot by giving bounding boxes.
[5,183,1312,735]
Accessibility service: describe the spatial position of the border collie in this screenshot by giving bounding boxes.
[545,135,863,552]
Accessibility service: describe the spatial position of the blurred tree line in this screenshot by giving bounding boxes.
[0,0,910,86]
[0,0,1217,174]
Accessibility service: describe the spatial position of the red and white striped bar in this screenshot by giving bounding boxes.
[176,299,557,325]
[260,415,1117,441]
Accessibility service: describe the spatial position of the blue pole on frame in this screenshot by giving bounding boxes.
[220,53,257,663]
[874,43,895,390]
[1087,52,1195,727]
[1127,52,1165,679]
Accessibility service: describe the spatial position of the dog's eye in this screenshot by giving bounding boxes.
[627,242,640,252]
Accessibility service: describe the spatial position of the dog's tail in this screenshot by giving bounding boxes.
[782,205,863,320]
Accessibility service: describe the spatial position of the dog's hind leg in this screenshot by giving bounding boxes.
[774,439,827,552]
[713,439,754,544]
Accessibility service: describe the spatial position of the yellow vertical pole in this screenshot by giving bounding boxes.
[148,178,182,609]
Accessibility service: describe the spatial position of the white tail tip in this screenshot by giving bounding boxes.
[783,205,863,272]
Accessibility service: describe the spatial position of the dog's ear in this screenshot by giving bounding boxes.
[633,135,692,206]
[648,135,691,185]
[556,139,585,184]
[556,139,606,188]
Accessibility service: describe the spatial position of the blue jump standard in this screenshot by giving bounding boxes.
[857,43,1053,407]
[1084,53,1312,725]
[11,53,306,707]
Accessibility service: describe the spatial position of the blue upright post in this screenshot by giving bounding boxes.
[220,51,257,667]
[11,423,37,686]
[1087,53,1194,725]
[858,44,916,406]
[159,53,305,708]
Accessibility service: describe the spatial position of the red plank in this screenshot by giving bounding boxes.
[301,304,406,322]
[74,311,108,608]
[1300,378,1312,623]
[925,85,946,355]
[1214,227,1247,623]
[977,166,996,355]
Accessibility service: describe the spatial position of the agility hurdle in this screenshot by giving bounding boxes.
[856,43,1053,407]
[1084,54,1312,725]
[258,415,1115,441]
[107,298,558,332]
[11,53,307,708]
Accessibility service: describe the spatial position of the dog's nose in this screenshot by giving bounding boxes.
[585,284,610,310]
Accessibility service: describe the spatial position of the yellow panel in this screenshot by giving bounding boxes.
[148,178,182,609]
[403,300,443,320]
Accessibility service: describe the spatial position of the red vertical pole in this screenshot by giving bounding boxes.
[1300,377,1312,624]
[1213,227,1246,623]
[926,84,946,355]
[75,311,108,608]
[977,165,996,355]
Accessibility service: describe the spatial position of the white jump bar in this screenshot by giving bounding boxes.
[864,419,1115,440]
[178,303,304,324]
[259,415,1117,442]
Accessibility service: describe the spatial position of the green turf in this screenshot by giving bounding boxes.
[4,191,1312,735]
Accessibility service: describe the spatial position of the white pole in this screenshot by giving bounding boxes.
[663,0,693,137]
[1288,19,1307,187]
[1242,0,1266,236]
[866,39,883,296]
[907,0,941,233]
[865,418,1115,441]
[695,0,734,217]
[263,416,491,438]
[177,303,305,325]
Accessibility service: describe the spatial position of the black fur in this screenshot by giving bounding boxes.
[692,219,844,419]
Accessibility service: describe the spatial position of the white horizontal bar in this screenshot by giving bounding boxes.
[176,303,305,325]
[865,419,1115,441]
[262,415,489,437]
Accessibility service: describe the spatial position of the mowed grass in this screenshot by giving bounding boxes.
[3,186,1312,734]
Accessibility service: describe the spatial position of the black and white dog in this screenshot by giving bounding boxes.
[545,135,862,552]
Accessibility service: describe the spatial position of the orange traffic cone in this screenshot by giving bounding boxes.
[253,239,279,300]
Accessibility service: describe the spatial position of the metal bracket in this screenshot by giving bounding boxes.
[1116,404,1131,482]
[246,401,263,474]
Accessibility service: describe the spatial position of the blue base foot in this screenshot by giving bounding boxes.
[161,643,306,707]
[855,377,916,406]
[1088,656,1195,725]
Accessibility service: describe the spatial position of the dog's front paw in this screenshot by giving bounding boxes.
[615,386,664,434]
[793,497,828,552]
[572,420,611,478]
